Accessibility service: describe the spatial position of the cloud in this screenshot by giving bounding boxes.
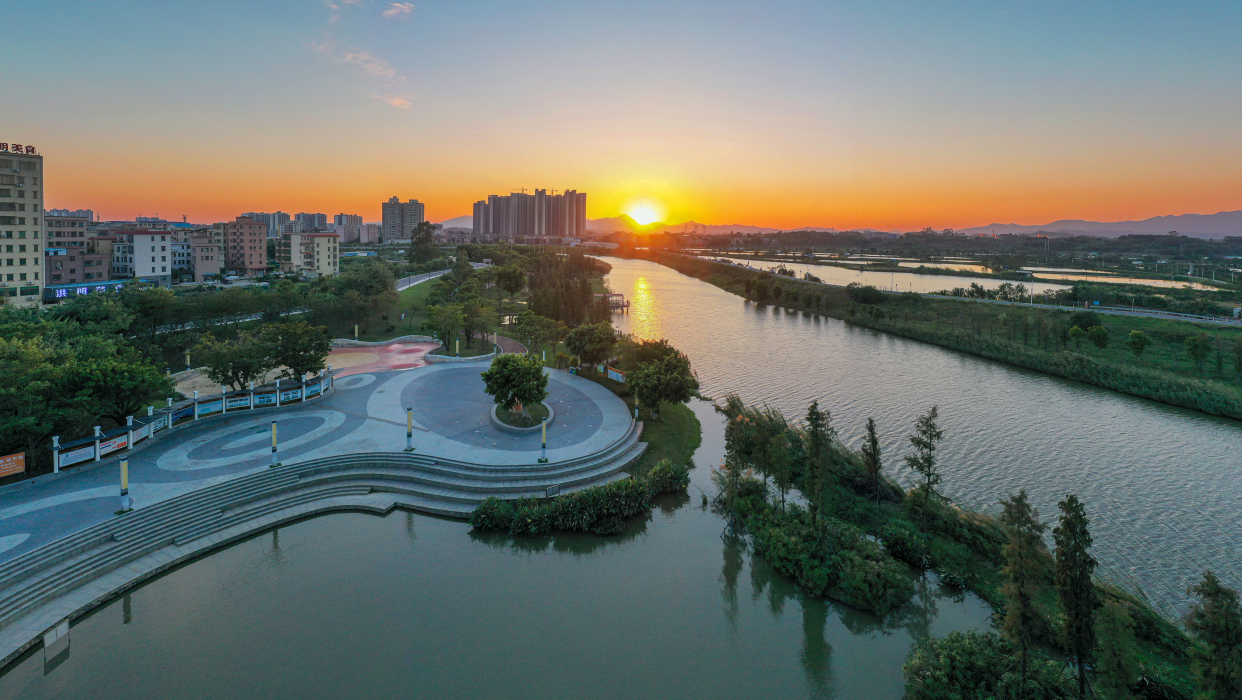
[381,3,415,19]
[372,94,412,109]
[341,50,403,80]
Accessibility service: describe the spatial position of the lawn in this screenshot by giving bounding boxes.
[572,369,702,476]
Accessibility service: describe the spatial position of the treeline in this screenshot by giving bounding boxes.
[715,395,1234,698]
[933,279,1236,317]
[637,253,1242,421]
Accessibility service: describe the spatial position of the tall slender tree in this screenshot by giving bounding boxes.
[803,401,832,525]
[861,417,882,509]
[1186,571,1242,700]
[904,406,944,535]
[1000,490,1046,699]
[1054,494,1098,699]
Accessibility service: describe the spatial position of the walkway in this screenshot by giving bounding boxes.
[0,364,633,564]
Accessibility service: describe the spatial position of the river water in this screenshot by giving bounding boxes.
[716,256,1071,295]
[606,256,1242,616]
[0,400,993,699]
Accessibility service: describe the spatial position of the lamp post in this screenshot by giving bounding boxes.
[538,417,548,463]
[405,407,414,452]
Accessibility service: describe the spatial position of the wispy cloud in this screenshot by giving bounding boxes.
[372,94,412,109]
[341,50,402,80]
[382,3,415,19]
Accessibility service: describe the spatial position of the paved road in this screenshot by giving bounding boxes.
[0,363,630,563]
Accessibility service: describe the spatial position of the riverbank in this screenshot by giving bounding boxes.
[713,396,1196,697]
[637,252,1242,421]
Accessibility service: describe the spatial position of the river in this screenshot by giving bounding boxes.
[605,256,1241,616]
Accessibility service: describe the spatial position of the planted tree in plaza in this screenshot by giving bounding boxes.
[262,320,331,381]
[480,353,548,417]
[1127,330,1151,361]
[904,405,944,535]
[1000,490,1046,698]
[861,417,883,508]
[195,332,275,390]
[564,321,617,368]
[426,303,465,352]
[461,297,497,349]
[1054,494,1098,699]
[1186,571,1242,699]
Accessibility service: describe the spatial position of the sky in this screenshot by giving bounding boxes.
[5,0,1242,230]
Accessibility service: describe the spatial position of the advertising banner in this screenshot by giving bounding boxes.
[197,399,223,416]
[99,435,128,456]
[305,382,321,397]
[59,445,96,468]
[607,367,626,383]
[0,452,24,478]
[133,423,151,443]
[172,406,194,424]
[280,388,302,403]
[227,395,252,410]
[253,392,277,407]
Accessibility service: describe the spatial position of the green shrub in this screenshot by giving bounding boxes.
[468,497,515,531]
[904,631,1073,699]
[882,522,929,569]
[645,459,690,495]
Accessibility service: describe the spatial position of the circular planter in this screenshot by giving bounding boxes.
[489,402,555,433]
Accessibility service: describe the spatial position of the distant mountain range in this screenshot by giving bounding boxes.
[439,209,1242,239]
[958,210,1242,239]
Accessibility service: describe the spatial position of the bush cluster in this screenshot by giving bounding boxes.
[468,460,690,536]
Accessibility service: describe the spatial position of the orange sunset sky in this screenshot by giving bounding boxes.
[8,1,1242,231]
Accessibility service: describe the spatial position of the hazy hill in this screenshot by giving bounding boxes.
[438,215,473,228]
[959,210,1242,239]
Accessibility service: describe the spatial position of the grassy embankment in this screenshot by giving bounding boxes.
[641,252,1242,420]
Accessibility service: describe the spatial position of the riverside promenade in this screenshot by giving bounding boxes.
[0,359,644,666]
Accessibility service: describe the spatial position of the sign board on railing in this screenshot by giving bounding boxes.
[607,367,625,383]
[280,388,302,403]
[253,392,277,407]
[198,399,223,416]
[227,395,252,410]
[59,444,95,469]
[305,381,321,397]
[133,423,151,443]
[0,452,24,477]
[171,406,194,424]
[99,435,128,456]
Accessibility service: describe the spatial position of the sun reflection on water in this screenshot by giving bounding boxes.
[627,276,659,339]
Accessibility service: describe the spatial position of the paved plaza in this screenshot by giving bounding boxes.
[0,361,632,563]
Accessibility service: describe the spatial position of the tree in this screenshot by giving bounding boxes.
[802,401,835,524]
[1232,339,1242,382]
[407,221,438,263]
[262,320,331,380]
[861,417,882,508]
[195,333,274,390]
[564,321,617,367]
[629,352,699,420]
[480,354,548,417]
[61,356,175,425]
[1186,334,1212,375]
[513,311,565,356]
[497,264,526,312]
[1054,494,1097,699]
[1000,490,1046,698]
[461,297,497,349]
[1069,325,1088,352]
[1186,571,1242,699]
[1087,325,1110,353]
[1127,330,1150,361]
[426,303,465,352]
[904,406,944,535]
[1095,598,1139,700]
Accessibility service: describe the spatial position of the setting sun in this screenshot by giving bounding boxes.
[626,202,663,226]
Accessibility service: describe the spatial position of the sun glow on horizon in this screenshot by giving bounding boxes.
[626,201,663,226]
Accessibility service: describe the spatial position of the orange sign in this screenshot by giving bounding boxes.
[0,452,25,477]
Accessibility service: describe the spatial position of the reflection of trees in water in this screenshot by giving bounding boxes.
[800,598,834,698]
[654,489,691,517]
[720,536,743,637]
[465,512,652,555]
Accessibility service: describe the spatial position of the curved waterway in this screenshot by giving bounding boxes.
[717,255,1071,295]
[607,256,1242,616]
[0,402,992,699]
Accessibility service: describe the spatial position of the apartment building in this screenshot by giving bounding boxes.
[45,246,110,285]
[190,228,223,283]
[277,231,339,278]
[241,211,289,238]
[214,216,268,277]
[381,197,424,241]
[47,214,91,251]
[0,145,44,307]
[472,189,587,240]
[295,212,328,231]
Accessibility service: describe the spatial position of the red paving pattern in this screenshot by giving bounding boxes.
[331,342,439,377]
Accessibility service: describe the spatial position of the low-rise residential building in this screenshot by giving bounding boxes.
[277,231,339,278]
[45,245,111,285]
[126,230,174,286]
[190,229,223,283]
[46,214,91,251]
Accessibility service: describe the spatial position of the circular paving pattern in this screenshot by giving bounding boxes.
[157,411,347,471]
